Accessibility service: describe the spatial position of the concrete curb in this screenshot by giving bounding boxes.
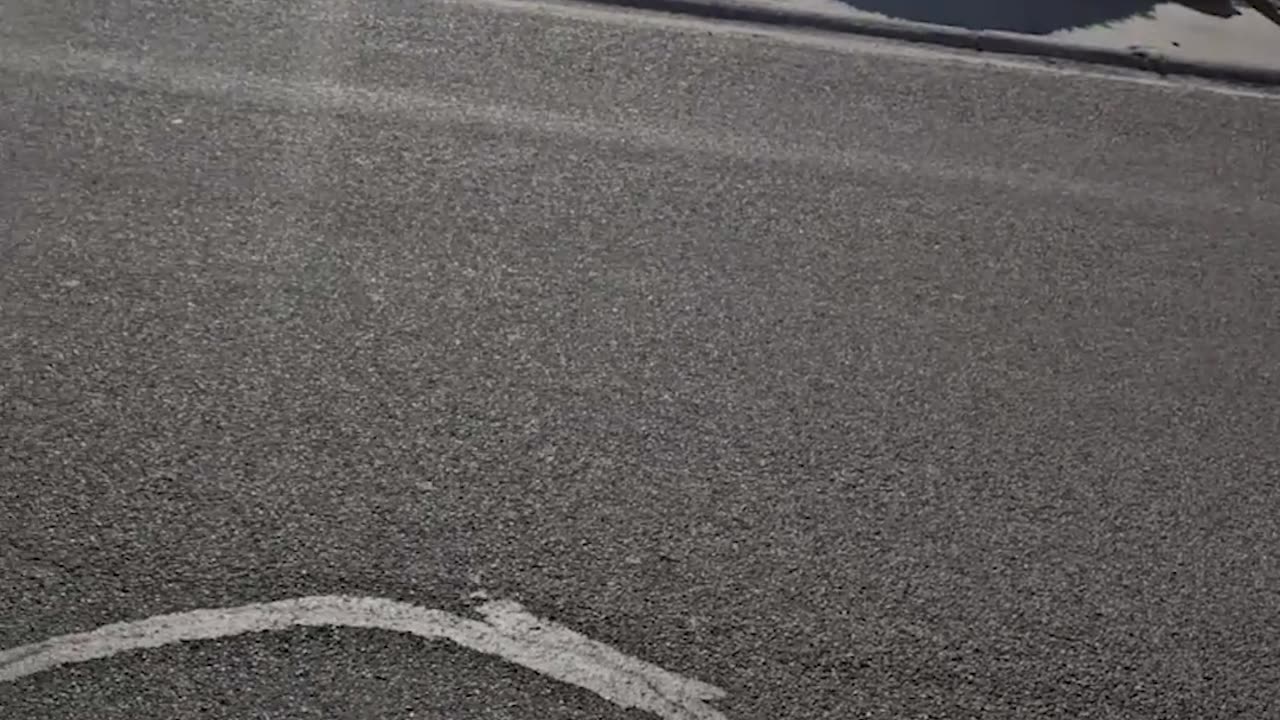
[556,0,1280,87]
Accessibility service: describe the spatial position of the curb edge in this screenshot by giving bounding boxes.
[551,0,1280,87]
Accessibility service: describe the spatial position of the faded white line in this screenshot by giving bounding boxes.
[0,595,728,720]
[1,39,1275,220]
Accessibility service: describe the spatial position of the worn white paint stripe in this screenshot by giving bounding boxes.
[0,596,728,720]
[2,40,1275,221]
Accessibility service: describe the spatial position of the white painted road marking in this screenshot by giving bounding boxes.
[2,40,1275,221]
[0,595,729,720]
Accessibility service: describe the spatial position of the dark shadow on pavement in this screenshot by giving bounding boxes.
[832,0,1260,34]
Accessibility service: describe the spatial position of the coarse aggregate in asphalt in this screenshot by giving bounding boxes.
[2,1,1279,718]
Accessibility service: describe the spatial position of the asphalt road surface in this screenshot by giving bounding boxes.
[2,1,1279,718]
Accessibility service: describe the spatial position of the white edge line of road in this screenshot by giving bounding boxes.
[0,595,729,720]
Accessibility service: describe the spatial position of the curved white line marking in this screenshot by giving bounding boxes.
[0,596,728,720]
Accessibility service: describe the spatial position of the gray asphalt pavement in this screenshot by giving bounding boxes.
[2,1,1279,718]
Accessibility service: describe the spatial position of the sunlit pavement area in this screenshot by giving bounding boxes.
[3,0,1279,719]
